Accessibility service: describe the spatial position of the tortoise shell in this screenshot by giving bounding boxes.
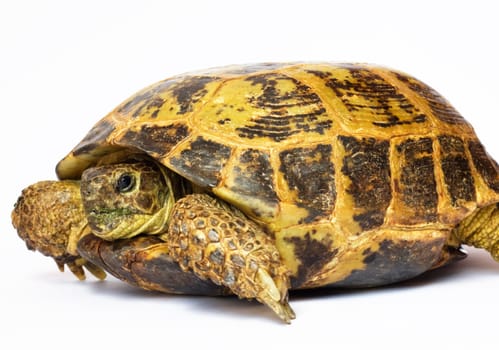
[56,63,499,289]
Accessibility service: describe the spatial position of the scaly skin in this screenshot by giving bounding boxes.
[11,180,105,280]
[453,203,499,261]
[164,194,294,323]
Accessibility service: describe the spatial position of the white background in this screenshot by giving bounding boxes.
[1,0,498,349]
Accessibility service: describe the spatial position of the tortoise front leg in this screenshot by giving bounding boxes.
[161,193,296,323]
[12,180,106,280]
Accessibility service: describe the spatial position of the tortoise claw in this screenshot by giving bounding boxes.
[55,257,106,281]
[83,260,107,280]
[256,268,296,324]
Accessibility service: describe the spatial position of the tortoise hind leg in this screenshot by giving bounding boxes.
[452,203,499,261]
[77,234,229,296]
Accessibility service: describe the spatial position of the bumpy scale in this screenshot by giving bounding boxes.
[163,194,295,323]
[453,203,499,260]
[12,181,106,280]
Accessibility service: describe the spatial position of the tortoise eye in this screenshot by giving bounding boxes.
[116,173,136,193]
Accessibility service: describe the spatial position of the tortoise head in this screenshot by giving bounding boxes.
[81,160,174,240]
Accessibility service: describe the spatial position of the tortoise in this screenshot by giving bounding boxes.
[11,62,499,323]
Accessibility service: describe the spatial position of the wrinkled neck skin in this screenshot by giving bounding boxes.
[80,160,182,241]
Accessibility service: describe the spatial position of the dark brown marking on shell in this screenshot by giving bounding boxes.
[307,67,427,127]
[171,76,219,114]
[284,231,338,289]
[236,73,331,142]
[117,78,178,119]
[396,138,438,223]
[394,72,467,125]
[468,141,499,192]
[73,120,116,156]
[77,234,227,295]
[169,136,232,188]
[279,144,335,222]
[231,149,279,213]
[438,136,476,205]
[331,237,446,288]
[339,136,392,231]
[119,123,190,157]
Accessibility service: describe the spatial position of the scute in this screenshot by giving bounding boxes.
[393,137,438,224]
[337,135,392,232]
[56,62,499,287]
[331,236,447,288]
[191,71,333,146]
[119,123,191,159]
[279,144,336,222]
[168,136,232,188]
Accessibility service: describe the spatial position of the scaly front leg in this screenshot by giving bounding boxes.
[162,193,296,323]
[12,180,106,280]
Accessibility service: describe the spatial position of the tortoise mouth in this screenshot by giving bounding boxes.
[86,209,146,240]
[87,209,126,234]
[86,205,143,232]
